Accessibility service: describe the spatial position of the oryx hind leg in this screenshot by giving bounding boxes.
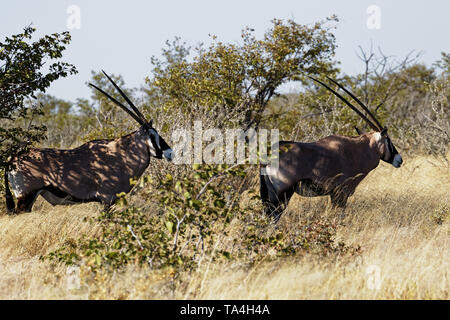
[260,173,294,222]
[16,190,39,213]
[260,173,280,217]
[270,188,295,223]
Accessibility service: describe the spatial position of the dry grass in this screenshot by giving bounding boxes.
[0,155,448,299]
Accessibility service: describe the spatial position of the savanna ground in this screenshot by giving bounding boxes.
[0,154,448,299]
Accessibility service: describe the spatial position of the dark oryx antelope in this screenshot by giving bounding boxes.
[4,70,173,213]
[260,76,403,221]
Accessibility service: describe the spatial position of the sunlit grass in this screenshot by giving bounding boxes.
[0,155,448,299]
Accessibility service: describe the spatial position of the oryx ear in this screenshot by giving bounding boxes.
[355,126,365,135]
[149,120,153,128]
[381,127,388,136]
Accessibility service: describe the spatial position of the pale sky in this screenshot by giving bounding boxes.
[1,0,449,101]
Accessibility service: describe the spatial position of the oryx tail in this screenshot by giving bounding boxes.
[4,171,15,212]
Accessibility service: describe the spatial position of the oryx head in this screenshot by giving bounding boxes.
[374,127,402,168]
[309,76,403,168]
[144,121,173,160]
[89,70,173,161]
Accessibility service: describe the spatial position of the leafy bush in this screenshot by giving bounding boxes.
[44,164,359,280]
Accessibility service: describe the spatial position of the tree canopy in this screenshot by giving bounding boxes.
[0,26,77,169]
[146,17,339,130]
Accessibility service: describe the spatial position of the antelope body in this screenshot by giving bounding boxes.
[4,71,173,213]
[261,77,403,221]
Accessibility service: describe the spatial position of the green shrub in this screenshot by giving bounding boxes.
[44,164,359,279]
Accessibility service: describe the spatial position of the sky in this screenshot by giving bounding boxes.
[1,0,449,102]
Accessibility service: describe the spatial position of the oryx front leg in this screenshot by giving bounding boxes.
[330,191,349,208]
[330,190,349,221]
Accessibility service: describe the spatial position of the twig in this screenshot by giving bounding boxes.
[127,224,153,268]
[196,163,242,200]
[172,214,187,252]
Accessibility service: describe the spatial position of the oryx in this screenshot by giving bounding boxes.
[260,76,403,222]
[4,70,173,213]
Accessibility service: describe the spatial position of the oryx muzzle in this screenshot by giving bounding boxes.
[4,70,173,213]
[261,76,403,222]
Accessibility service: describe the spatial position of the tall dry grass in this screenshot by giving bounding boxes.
[0,154,448,299]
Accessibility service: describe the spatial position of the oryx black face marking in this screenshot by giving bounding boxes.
[147,128,173,161]
[4,70,173,214]
[384,137,402,168]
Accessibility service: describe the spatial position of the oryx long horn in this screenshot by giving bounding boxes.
[326,76,383,130]
[308,76,379,132]
[89,82,145,126]
[101,70,149,124]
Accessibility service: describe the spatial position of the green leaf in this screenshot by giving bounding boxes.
[165,221,174,234]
